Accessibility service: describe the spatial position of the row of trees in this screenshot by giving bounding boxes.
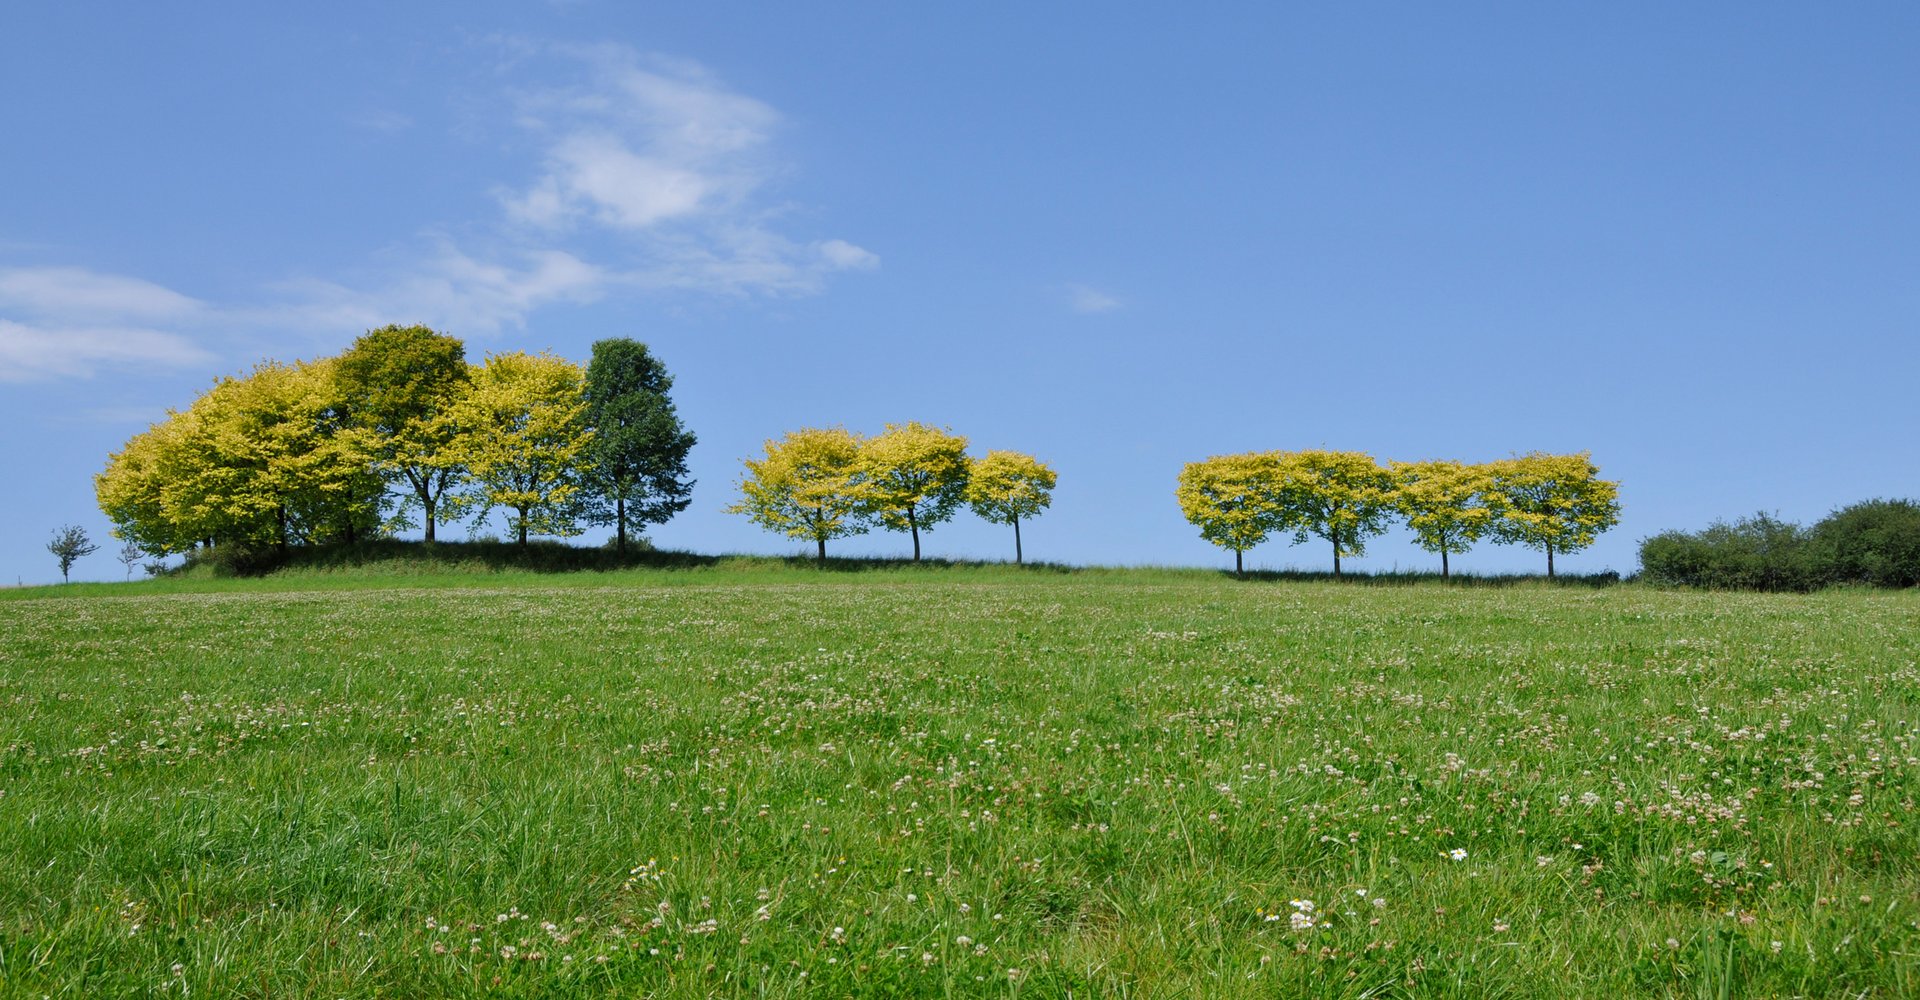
[1177,450,1621,577]
[729,424,1057,562]
[95,326,696,556]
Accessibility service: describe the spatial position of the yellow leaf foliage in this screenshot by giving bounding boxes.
[728,427,871,553]
[965,451,1057,526]
[449,352,594,541]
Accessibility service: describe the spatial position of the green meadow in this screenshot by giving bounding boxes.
[1,562,1916,997]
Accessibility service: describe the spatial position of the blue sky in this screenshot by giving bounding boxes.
[4,3,1916,583]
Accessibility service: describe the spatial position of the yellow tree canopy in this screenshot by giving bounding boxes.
[1176,452,1282,571]
[729,426,871,560]
[965,450,1057,526]
[1269,449,1394,577]
[966,449,1057,564]
[1389,458,1493,576]
[859,422,971,561]
[1483,451,1621,576]
[95,359,380,553]
[450,352,594,544]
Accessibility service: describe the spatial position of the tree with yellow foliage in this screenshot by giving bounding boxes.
[333,325,471,542]
[1483,452,1621,577]
[450,352,594,546]
[95,359,380,553]
[860,422,971,562]
[1269,449,1394,579]
[965,450,1057,564]
[1176,452,1282,575]
[729,427,871,562]
[1389,459,1493,578]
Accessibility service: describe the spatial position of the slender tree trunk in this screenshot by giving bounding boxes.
[1013,517,1023,565]
[908,506,921,562]
[517,508,529,546]
[276,505,288,552]
[1332,535,1342,580]
[616,496,627,555]
[816,537,827,563]
[423,496,436,543]
[1441,546,1449,579]
[1235,547,1243,576]
[1547,542,1555,579]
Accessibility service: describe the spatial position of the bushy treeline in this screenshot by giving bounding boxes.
[1639,499,1920,591]
[729,424,1057,563]
[1178,450,1621,577]
[95,325,695,556]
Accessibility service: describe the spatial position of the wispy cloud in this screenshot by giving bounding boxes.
[1066,284,1122,314]
[0,318,212,382]
[1,41,876,380]
[0,267,213,380]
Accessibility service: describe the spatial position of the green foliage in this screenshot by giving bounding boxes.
[581,338,696,553]
[1639,513,1822,591]
[332,325,471,541]
[859,421,972,561]
[1812,497,1920,588]
[45,524,98,582]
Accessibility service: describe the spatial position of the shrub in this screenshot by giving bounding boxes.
[1812,498,1920,589]
[1639,513,1822,591]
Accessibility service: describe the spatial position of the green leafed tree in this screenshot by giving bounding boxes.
[333,324,471,542]
[1270,449,1395,579]
[729,427,870,562]
[581,338,696,554]
[1389,459,1493,578]
[450,351,594,546]
[1176,452,1282,575]
[859,422,971,562]
[965,450,1057,564]
[1483,451,1622,577]
[47,524,98,583]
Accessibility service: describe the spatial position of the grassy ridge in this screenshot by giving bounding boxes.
[1,567,1916,997]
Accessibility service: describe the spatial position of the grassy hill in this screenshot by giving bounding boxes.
[1,562,1915,996]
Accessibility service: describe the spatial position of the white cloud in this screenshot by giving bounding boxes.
[0,318,212,382]
[1067,284,1122,314]
[1,42,875,380]
[0,267,204,322]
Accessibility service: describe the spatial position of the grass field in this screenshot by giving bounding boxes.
[1,561,1916,997]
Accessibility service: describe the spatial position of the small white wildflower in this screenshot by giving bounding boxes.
[1449,848,1469,861]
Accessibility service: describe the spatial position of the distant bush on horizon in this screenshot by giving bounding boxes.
[1640,498,1920,591]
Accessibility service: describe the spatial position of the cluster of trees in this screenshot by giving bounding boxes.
[95,326,695,556]
[1640,499,1920,591]
[1177,450,1620,577]
[729,423,1056,563]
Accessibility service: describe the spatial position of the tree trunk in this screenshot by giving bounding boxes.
[276,505,289,552]
[1547,542,1555,579]
[616,496,627,555]
[1013,517,1023,565]
[1235,547,1243,576]
[816,537,827,563]
[908,506,921,562]
[1332,535,1342,580]
[1441,546,1449,579]
[517,508,529,546]
[423,497,436,543]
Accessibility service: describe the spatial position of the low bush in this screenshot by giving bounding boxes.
[1812,498,1920,588]
[1639,512,1821,591]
